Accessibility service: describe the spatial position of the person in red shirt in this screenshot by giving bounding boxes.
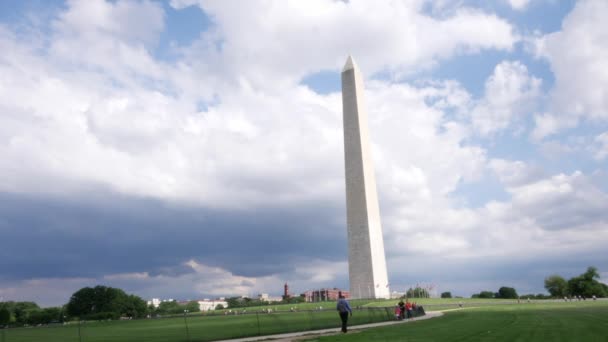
[405,300,413,319]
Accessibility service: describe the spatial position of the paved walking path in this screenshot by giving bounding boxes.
[215,311,444,342]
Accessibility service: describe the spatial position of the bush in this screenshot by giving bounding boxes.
[0,307,10,325]
[472,291,495,299]
[26,307,63,325]
[497,287,518,299]
[441,292,452,298]
[406,287,430,298]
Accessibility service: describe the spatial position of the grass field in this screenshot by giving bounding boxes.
[305,300,608,341]
[2,300,606,342]
[0,305,396,342]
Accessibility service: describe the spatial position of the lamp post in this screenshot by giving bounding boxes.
[183,310,190,342]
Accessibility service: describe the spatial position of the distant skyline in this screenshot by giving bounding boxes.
[0,0,607,307]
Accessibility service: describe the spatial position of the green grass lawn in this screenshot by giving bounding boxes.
[214,298,381,312]
[0,305,394,342]
[3,300,606,342]
[305,301,608,342]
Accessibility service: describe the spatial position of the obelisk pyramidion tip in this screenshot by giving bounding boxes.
[342,55,357,72]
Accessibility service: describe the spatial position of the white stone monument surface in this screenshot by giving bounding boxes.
[341,56,390,299]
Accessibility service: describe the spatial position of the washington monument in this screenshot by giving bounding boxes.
[342,56,390,299]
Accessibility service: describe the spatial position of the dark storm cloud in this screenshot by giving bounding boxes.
[148,264,196,277]
[0,190,347,282]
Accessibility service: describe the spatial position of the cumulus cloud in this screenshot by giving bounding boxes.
[505,171,608,231]
[431,170,608,266]
[171,0,518,84]
[507,0,531,11]
[51,0,166,80]
[0,0,511,212]
[594,132,608,160]
[532,0,608,138]
[471,60,542,135]
[489,159,545,187]
[0,0,520,208]
[531,112,578,141]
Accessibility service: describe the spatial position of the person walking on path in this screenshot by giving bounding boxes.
[336,295,352,333]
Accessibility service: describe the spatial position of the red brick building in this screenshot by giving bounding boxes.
[303,288,350,302]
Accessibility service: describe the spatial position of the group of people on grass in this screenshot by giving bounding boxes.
[395,299,416,320]
[336,295,421,334]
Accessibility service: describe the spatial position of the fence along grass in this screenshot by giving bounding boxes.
[1,306,401,342]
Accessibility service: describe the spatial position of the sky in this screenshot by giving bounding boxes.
[0,0,607,307]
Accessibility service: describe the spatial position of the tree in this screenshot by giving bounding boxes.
[66,285,148,319]
[406,287,429,298]
[0,307,10,326]
[583,266,600,281]
[545,275,568,297]
[472,291,494,299]
[441,292,452,298]
[226,297,240,308]
[479,291,495,298]
[568,266,607,298]
[13,302,40,324]
[26,307,62,325]
[156,300,182,315]
[118,295,148,318]
[184,301,201,313]
[215,304,224,310]
[497,287,518,299]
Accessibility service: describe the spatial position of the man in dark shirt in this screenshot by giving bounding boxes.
[336,295,353,333]
[398,299,405,319]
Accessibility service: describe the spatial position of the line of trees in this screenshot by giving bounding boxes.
[544,266,608,298]
[0,302,65,326]
[471,286,519,299]
[465,266,607,300]
[224,295,304,309]
[405,287,430,298]
[0,285,153,327]
[152,300,200,315]
[3,267,605,327]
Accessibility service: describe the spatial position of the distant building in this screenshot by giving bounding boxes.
[147,298,175,308]
[303,288,350,302]
[258,293,283,302]
[390,291,406,299]
[283,283,291,300]
[198,299,228,311]
[147,298,162,308]
[148,297,228,311]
